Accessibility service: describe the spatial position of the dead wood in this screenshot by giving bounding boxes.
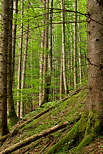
[10,106,53,137]
[56,85,88,103]
[0,134,9,143]
[0,107,53,143]
[0,86,87,143]
[1,117,80,154]
[71,86,88,96]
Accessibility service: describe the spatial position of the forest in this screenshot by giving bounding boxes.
[0,0,103,153]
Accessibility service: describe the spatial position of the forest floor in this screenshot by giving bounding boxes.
[0,86,103,154]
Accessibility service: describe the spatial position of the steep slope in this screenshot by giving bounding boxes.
[0,86,102,154]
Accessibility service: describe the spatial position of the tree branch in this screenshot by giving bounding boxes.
[1,118,80,154]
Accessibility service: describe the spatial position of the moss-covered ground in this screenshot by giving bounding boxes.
[0,87,103,153]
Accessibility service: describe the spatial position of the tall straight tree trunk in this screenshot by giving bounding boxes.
[39,0,50,106]
[60,0,68,99]
[78,0,82,84]
[43,0,50,104]
[8,0,19,126]
[49,0,53,72]
[20,24,29,118]
[0,0,9,136]
[17,0,24,118]
[48,0,53,100]
[87,0,103,130]
[39,39,44,106]
[12,0,18,85]
[74,0,77,89]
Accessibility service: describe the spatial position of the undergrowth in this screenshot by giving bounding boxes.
[0,87,88,153]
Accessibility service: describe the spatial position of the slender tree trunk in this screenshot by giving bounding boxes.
[0,0,9,136]
[7,0,19,126]
[78,11,82,84]
[39,0,50,106]
[60,61,64,99]
[12,0,18,85]
[48,0,53,100]
[20,24,29,118]
[39,39,44,106]
[74,0,77,89]
[60,0,68,98]
[17,0,24,118]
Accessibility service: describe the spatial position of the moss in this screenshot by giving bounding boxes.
[70,134,95,154]
[8,112,19,128]
[46,112,100,154]
[46,119,82,154]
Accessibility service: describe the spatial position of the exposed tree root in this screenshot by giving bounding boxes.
[1,118,80,154]
[46,118,83,154]
[46,112,100,154]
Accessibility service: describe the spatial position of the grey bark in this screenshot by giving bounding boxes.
[74,0,77,89]
[88,0,103,129]
[17,0,24,118]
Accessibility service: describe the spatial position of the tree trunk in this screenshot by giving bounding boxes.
[0,0,9,136]
[39,42,44,106]
[39,0,50,106]
[60,0,68,99]
[87,0,103,129]
[17,0,24,118]
[74,0,77,89]
[12,0,18,85]
[7,0,19,127]
[48,0,53,100]
[20,23,29,118]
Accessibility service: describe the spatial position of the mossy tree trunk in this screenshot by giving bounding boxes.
[87,0,103,132]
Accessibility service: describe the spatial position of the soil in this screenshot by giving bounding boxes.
[83,137,103,154]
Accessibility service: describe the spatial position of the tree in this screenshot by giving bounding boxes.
[12,0,18,82]
[87,0,103,132]
[39,0,50,106]
[17,0,24,118]
[0,0,9,136]
[20,23,29,118]
[8,0,19,127]
[73,0,77,89]
[60,0,68,99]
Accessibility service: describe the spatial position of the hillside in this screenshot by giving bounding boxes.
[0,86,103,154]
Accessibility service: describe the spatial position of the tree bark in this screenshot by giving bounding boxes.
[87,0,103,129]
[7,0,19,127]
[20,23,29,118]
[60,0,68,99]
[0,0,9,136]
[74,0,78,89]
[17,0,24,118]
[12,0,18,85]
[39,0,50,106]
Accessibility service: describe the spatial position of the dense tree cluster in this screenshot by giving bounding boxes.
[0,1,103,148]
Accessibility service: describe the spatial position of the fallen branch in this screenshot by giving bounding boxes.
[0,107,53,143]
[1,117,80,154]
[0,86,87,142]
[56,85,88,103]
[10,107,53,137]
[0,134,9,143]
